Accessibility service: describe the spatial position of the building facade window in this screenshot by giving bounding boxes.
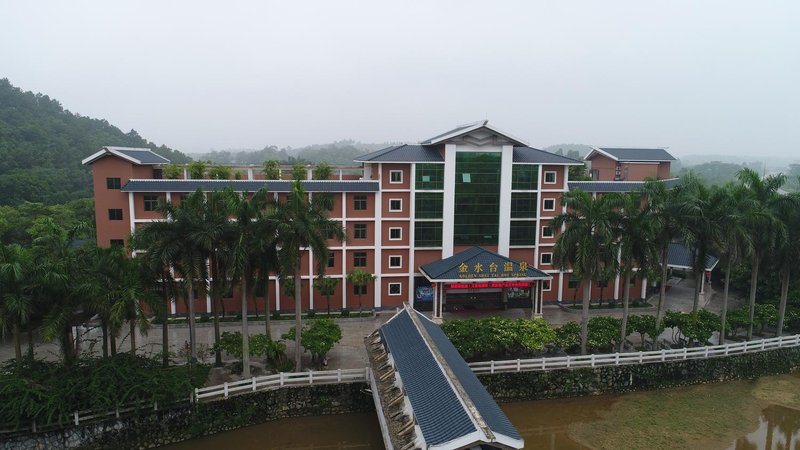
[354,195,367,210]
[388,282,402,296]
[389,227,402,240]
[328,253,335,268]
[415,193,443,219]
[353,223,367,239]
[543,198,556,211]
[541,226,553,238]
[108,209,123,220]
[454,152,501,245]
[510,221,536,246]
[543,171,557,184]
[354,284,367,295]
[353,252,367,267]
[511,193,537,219]
[568,275,580,289]
[414,222,443,247]
[540,252,553,265]
[106,177,121,189]
[511,165,538,190]
[152,168,163,179]
[389,198,402,212]
[415,164,444,190]
[389,255,402,268]
[542,280,552,291]
[389,170,403,184]
[143,195,159,211]
[110,239,125,247]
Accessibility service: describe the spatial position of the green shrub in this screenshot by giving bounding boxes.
[440,317,556,361]
[282,319,343,365]
[627,315,659,348]
[555,322,581,354]
[340,308,350,317]
[587,316,622,352]
[307,309,316,318]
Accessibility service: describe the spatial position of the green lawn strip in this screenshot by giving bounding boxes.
[567,378,786,450]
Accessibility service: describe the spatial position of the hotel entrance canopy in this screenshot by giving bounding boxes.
[419,247,552,318]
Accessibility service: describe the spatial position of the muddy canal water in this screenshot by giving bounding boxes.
[162,373,800,450]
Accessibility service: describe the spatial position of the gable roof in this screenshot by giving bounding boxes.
[354,144,444,163]
[121,179,379,193]
[420,246,551,282]
[82,146,171,166]
[372,305,524,449]
[585,147,676,162]
[568,177,682,193]
[513,146,584,165]
[420,120,529,146]
[667,242,719,271]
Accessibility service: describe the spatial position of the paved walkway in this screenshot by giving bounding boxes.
[0,277,748,372]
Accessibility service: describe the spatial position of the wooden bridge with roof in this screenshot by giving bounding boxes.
[365,303,524,450]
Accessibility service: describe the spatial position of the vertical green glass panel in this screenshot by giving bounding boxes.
[454,152,501,246]
[415,164,444,190]
[511,192,538,218]
[414,222,443,247]
[509,220,537,245]
[415,192,443,219]
[512,164,538,190]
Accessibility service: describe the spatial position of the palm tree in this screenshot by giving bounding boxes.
[553,190,623,355]
[111,256,158,354]
[347,269,374,316]
[134,189,209,362]
[80,244,125,358]
[314,276,338,316]
[227,190,272,378]
[617,192,658,351]
[737,168,788,340]
[679,177,716,313]
[250,196,279,337]
[708,184,753,344]
[273,181,345,371]
[774,192,800,336]
[0,244,33,363]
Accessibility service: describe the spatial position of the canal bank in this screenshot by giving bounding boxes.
[5,345,800,450]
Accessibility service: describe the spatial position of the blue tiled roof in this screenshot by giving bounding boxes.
[596,147,676,162]
[420,246,551,281]
[113,147,171,164]
[121,179,379,193]
[421,122,484,144]
[378,307,523,448]
[568,178,682,193]
[354,144,444,163]
[513,146,583,165]
[668,242,719,271]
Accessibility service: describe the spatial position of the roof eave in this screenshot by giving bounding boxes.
[423,121,529,147]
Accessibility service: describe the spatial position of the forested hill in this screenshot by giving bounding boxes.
[0,79,190,206]
[194,140,389,165]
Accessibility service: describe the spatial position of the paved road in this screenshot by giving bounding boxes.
[0,277,747,373]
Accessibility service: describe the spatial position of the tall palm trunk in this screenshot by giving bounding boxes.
[241,275,251,379]
[580,274,591,355]
[264,277,271,337]
[64,323,75,365]
[720,259,732,345]
[110,332,117,356]
[294,267,303,371]
[747,255,760,340]
[655,246,669,339]
[12,323,22,361]
[101,322,109,358]
[777,269,790,337]
[211,259,222,367]
[162,281,170,367]
[27,321,34,358]
[129,318,136,354]
[187,280,197,361]
[619,271,632,352]
[692,270,702,313]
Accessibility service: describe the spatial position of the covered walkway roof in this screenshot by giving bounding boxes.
[367,304,523,450]
[419,246,551,283]
[668,242,719,271]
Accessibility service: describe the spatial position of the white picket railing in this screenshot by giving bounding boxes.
[468,333,800,374]
[194,367,370,401]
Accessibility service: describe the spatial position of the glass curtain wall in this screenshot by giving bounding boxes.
[454,152,501,246]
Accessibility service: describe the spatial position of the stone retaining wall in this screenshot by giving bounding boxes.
[1,383,373,450]
[480,346,800,402]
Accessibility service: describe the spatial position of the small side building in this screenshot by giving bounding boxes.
[584,147,676,181]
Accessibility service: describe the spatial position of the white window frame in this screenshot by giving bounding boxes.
[543,171,557,185]
[389,227,402,241]
[541,279,552,292]
[388,282,402,296]
[543,198,556,211]
[541,226,553,238]
[389,255,402,268]
[389,170,403,184]
[540,252,553,265]
[389,198,403,212]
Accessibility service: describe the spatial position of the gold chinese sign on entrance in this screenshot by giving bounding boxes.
[457,260,530,279]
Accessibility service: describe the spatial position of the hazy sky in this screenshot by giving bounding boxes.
[2,1,799,159]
